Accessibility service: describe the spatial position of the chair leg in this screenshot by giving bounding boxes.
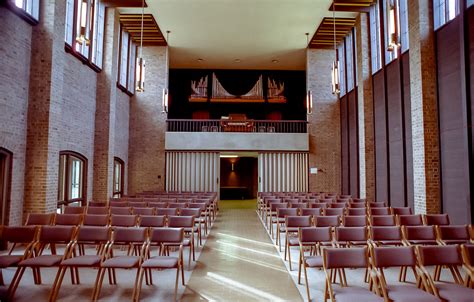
[7,266,26,300]
[181,263,185,286]
[174,267,179,301]
[92,267,106,302]
[288,244,292,270]
[298,256,302,284]
[49,266,67,302]
[304,265,311,302]
[132,268,142,302]
[0,270,4,286]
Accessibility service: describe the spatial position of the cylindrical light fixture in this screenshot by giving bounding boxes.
[306,90,313,115]
[136,0,146,92]
[331,6,340,96]
[162,30,170,113]
[387,0,400,52]
[76,0,90,45]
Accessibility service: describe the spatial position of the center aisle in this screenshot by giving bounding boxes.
[180,199,302,301]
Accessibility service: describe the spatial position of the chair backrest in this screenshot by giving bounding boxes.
[335,226,367,242]
[324,208,344,216]
[370,226,402,241]
[39,225,76,244]
[54,214,82,226]
[132,207,154,216]
[315,216,340,227]
[339,195,351,199]
[87,207,109,215]
[83,214,109,226]
[283,198,299,204]
[109,201,128,207]
[372,246,417,267]
[277,208,298,218]
[417,245,462,266]
[128,201,147,208]
[370,215,396,226]
[320,198,334,204]
[63,206,86,214]
[391,207,412,215]
[324,247,368,269]
[369,202,387,208]
[149,227,184,245]
[285,215,312,228]
[424,214,450,226]
[110,207,132,215]
[290,202,308,209]
[155,208,179,216]
[329,203,346,209]
[188,203,207,211]
[346,208,367,216]
[25,213,54,226]
[369,207,391,216]
[343,215,367,227]
[349,202,366,209]
[299,227,332,243]
[160,198,177,203]
[168,203,188,209]
[177,198,193,203]
[88,201,107,207]
[139,215,165,227]
[179,208,201,217]
[300,208,321,217]
[76,226,111,243]
[110,214,138,227]
[270,202,288,211]
[168,215,194,228]
[462,245,474,266]
[148,202,168,208]
[1,226,38,244]
[352,198,366,203]
[404,225,436,241]
[438,225,470,241]
[398,214,423,226]
[112,227,147,244]
[310,202,328,209]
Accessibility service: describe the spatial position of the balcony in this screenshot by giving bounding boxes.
[165,119,309,151]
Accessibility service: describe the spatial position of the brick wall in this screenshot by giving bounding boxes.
[306,49,341,194]
[128,47,167,195]
[0,8,32,225]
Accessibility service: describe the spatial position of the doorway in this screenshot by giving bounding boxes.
[220,154,258,200]
[0,148,12,226]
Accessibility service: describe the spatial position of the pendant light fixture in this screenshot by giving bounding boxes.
[331,6,340,96]
[136,0,146,92]
[76,0,90,45]
[162,30,170,113]
[386,0,400,52]
[305,33,313,115]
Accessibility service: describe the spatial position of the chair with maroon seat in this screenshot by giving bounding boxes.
[54,214,83,226]
[275,208,299,251]
[160,198,177,204]
[7,226,78,300]
[339,194,351,199]
[369,202,387,208]
[391,207,412,215]
[0,226,38,286]
[298,227,333,301]
[314,216,340,228]
[132,207,154,216]
[168,203,188,215]
[343,215,368,227]
[25,213,54,226]
[179,208,203,246]
[352,198,366,203]
[461,245,474,287]
[349,202,367,209]
[300,208,321,218]
[329,203,347,209]
[88,201,107,207]
[322,247,383,302]
[63,206,86,215]
[398,214,424,226]
[49,226,111,301]
[138,215,165,228]
[188,202,209,235]
[424,214,450,226]
[347,208,367,216]
[284,216,312,270]
[128,201,147,208]
[324,208,345,217]
[86,207,109,215]
[91,227,147,301]
[335,226,368,247]
[369,226,404,246]
[437,225,473,245]
[263,198,282,225]
[416,245,473,301]
[110,206,132,215]
[290,202,308,212]
[320,198,334,204]
[167,216,196,267]
[83,214,109,226]
[148,202,168,209]
[135,228,185,301]
[108,201,129,207]
[268,202,289,236]
[370,246,440,302]
[310,202,328,209]
[370,215,397,226]
[369,207,391,216]
[110,214,138,228]
[403,226,438,246]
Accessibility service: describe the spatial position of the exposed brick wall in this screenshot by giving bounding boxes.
[115,92,130,195]
[355,13,375,201]
[306,49,341,194]
[0,8,32,225]
[408,0,440,214]
[128,47,167,195]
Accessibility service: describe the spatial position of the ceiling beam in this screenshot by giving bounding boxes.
[328,0,375,12]
[101,0,148,8]
[308,16,356,49]
[119,13,167,46]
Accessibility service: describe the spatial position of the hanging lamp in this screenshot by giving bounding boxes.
[331,5,340,96]
[305,33,313,115]
[136,0,146,92]
[162,30,170,113]
[76,0,90,45]
[386,0,400,52]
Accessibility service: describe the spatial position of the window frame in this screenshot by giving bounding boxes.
[117,25,138,95]
[433,0,461,30]
[370,2,383,74]
[57,151,87,208]
[113,157,124,198]
[64,0,105,72]
[4,0,39,25]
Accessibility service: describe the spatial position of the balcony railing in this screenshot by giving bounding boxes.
[166,119,308,133]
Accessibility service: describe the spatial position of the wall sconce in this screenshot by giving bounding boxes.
[76,0,90,45]
[162,30,170,113]
[136,57,145,92]
[387,0,400,52]
[162,88,169,113]
[306,90,313,115]
[231,162,235,171]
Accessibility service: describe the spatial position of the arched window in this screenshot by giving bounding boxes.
[113,157,125,198]
[58,151,87,209]
[0,148,13,226]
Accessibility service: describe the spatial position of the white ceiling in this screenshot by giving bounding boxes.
[122,0,356,70]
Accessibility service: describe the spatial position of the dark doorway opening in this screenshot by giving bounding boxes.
[0,148,12,227]
[220,157,258,200]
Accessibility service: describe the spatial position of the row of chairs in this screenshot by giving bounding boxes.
[302,244,473,301]
[1,225,188,301]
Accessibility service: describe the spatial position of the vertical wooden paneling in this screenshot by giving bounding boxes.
[386,61,406,207]
[468,7,474,223]
[258,152,308,192]
[437,17,471,224]
[340,95,350,195]
[373,71,389,202]
[348,90,359,197]
[402,52,415,209]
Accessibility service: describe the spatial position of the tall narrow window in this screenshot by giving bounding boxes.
[113,158,124,198]
[338,43,347,96]
[399,0,409,52]
[0,148,12,226]
[345,32,354,92]
[65,0,105,69]
[434,0,460,30]
[384,0,400,64]
[58,152,87,209]
[7,0,39,22]
[370,3,383,73]
[117,26,138,95]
